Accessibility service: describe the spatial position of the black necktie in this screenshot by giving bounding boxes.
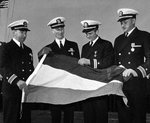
[89,41,93,47]
[125,32,128,37]
[20,43,23,49]
[60,41,63,49]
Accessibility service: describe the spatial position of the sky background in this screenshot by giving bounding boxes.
[0,0,150,66]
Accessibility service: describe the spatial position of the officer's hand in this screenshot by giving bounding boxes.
[38,47,52,58]
[17,80,27,90]
[78,58,90,66]
[118,65,125,68]
[122,69,138,77]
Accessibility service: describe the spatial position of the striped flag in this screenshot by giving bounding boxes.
[0,0,9,8]
[24,54,127,105]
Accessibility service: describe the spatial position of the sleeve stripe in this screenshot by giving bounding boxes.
[137,66,147,78]
[93,59,97,69]
[8,74,17,84]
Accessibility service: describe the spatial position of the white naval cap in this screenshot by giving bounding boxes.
[117,8,138,22]
[81,20,101,33]
[8,19,30,31]
[47,17,65,29]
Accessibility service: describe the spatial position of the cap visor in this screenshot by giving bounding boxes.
[13,27,30,31]
[82,28,96,33]
[117,17,133,22]
[51,25,65,29]
[20,28,30,31]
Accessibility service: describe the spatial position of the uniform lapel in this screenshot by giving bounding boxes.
[117,35,130,52]
[63,39,67,48]
[117,28,138,53]
[11,39,21,51]
[53,40,61,49]
[85,37,101,58]
[84,44,93,58]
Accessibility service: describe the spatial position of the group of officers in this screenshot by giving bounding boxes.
[0,7,150,123]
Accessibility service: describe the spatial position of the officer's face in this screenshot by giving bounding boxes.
[13,30,27,43]
[52,27,64,40]
[120,18,135,33]
[85,30,98,41]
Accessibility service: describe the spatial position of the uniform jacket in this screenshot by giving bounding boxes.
[114,27,150,78]
[0,41,6,93]
[81,37,114,69]
[0,42,6,75]
[114,27,150,91]
[0,40,34,98]
[43,39,80,59]
[38,39,79,123]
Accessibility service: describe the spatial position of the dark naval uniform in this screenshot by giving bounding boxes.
[45,39,80,59]
[0,42,6,92]
[1,40,34,123]
[39,39,80,123]
[0,41,6,110]
[81,37,114,123]
[81,37,114,69]
[114,27,150,123]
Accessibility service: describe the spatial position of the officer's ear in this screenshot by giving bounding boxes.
[131,18,136,25]
[51,29,56,34]
[12,29,17,35]
[95,29,99,35]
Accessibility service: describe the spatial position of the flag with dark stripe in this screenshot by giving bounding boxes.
[24,54,127,105]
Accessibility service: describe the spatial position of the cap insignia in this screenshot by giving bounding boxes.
[119,11,123,17]
[83,22,88,28]
[56,19,61,24]
[23,22,27,27]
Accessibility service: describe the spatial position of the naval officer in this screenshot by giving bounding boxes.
[78,20,114,123]
[38,16,80,123]
[0,20,34,123]
[114,8,150,123]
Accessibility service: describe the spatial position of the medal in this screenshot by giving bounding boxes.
[131,47,135,52]
[131,43,135,52]
[68,48,75,55]
[131,43,142,52]
[94,51,97,57]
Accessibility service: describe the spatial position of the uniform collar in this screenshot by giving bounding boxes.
[55,38,65,47]
[13,38,22,47]
[127,27,136,36]
[90,36,99,46]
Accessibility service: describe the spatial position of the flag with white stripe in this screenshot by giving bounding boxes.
[24,54,126,105]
